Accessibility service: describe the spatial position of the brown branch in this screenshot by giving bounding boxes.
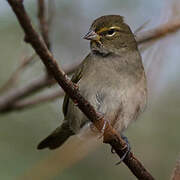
[37,0,53,77]
[136,20,180,44]
[5,89,64,112]
[38,0,50,49]
[0,54,36,93]
[0,63,78,112]
[134,20,150,34]
[0,74,54,112]
[0,0,51,98]
[6,0,154,179]
[0,0,51,96]
[47,0,55,28]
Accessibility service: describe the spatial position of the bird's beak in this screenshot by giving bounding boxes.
[83,30,100,41]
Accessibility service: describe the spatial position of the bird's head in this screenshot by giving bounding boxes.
[83,15,137,56]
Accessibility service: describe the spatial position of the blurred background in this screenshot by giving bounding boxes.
[0,0,180,179]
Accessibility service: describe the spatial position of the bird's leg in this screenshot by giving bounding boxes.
[90,112,106,134]
[115,134,131,165]
[90,123,98,132]
[111,147,116,154]
[94,112,109,139]
[101,117,107,133]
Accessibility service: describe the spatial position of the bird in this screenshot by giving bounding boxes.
[37,15,147,152]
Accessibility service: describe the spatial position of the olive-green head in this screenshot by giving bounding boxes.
[83,15,137,55]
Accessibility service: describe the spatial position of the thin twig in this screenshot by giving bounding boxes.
[6,89,64,111]
[0,54,36,93]
[0,0,52,95]
[136,20,180,44]
[0,74,54,112]
[37,0,52,76]
[6,0,154,179]
[47,0,55,27]
[134,19,150,34]
[0,63,78,112]
[0,0,55,110]
[38,0,50,49]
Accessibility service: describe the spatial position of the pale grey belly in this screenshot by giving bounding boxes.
[65,79,147,134]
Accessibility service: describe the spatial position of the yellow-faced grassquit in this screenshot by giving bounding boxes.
[37,15,147,152]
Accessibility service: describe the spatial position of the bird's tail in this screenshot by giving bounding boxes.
[37,122,75,150]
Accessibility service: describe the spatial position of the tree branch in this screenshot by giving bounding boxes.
[0,63,78,112]
[4,89,64,112]
[6,0,154,179]
[38,0,50,49]
[0,0,52,102]
[136,20,180,44]
[0,53,36,93]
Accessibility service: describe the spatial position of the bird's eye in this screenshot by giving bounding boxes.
[107,29,115,36]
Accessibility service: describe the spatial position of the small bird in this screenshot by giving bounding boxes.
[37,15,147,151]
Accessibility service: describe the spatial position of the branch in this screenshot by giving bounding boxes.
[47,0,55,28]
[4,89,64,112]
[0,63,78,112]
[0,53,36,93]
[0,74,54,112]
[134,20,150,34]
[0,0,52,99]
[38,0,50,49]
[136,20,180,44]
[6,0,154,179]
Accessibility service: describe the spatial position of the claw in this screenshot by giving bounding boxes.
[98,118,109,139]
[101,119,107,133]
[115,134,131,165]
[111,147,116,154]
[94,111,107,139]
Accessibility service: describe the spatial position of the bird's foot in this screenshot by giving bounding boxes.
[111,147,116,154]
[90,111,106,135]
[115,134,131,165]
[90,123,98,133]
[98,115,109,139]
[101,118,107,133]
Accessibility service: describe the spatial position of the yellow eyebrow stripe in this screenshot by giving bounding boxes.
[96,26,121,34]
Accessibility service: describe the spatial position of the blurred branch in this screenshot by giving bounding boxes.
[6,1,154,179]
[134,19,150,34]
[47,0,55,28]
[171,154,180,180]
[0,54,36,93]
[136,19,180,44]
[38,0,50,49]
[5,89,64,112]
[38,0,53,77]
[0,64,78,113]
[0,0,53,103]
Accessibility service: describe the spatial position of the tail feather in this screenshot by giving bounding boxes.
[37,122,74,150]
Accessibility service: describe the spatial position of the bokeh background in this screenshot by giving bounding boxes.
[0,0,180,179]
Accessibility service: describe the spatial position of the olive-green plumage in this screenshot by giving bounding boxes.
[37,15,147,150]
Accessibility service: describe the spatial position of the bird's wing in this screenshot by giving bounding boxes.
[62,55,89,116]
